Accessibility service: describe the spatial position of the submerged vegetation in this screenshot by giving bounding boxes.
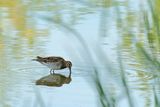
[0,0,160,107]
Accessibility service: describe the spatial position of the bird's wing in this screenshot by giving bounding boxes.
[37,56,65,63]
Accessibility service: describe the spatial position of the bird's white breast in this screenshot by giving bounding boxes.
[41,62,61,70]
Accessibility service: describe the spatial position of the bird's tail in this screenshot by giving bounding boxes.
[37,56,43,59]
[32,59,37,61]
[32,56,43,61]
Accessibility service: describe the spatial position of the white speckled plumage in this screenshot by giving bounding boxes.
[33,56,72,74]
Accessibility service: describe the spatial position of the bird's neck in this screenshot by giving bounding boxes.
[61,61,67,69]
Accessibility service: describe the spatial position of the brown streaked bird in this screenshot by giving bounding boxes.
[32,56,72,74]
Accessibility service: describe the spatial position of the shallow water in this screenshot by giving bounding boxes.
[0,0,160,107]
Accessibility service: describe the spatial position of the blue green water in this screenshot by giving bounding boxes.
[0,0,159,107]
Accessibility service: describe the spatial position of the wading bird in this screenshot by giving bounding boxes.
[33,56,72,74]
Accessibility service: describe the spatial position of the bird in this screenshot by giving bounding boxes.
[32,56,72,74]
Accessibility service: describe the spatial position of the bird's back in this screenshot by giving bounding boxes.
[36,56,64,62]
[35,56,66,70]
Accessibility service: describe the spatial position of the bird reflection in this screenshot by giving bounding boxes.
[36,72,72,87]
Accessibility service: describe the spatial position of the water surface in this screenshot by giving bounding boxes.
[0,0,160,107]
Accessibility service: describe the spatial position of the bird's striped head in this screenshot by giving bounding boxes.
[65,61,72,72]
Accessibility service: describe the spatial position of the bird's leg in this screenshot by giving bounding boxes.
[52,70,55,74]
[50,69,53,74]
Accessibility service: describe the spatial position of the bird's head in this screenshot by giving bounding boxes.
[65,61,72,73]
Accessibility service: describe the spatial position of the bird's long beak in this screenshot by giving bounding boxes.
[69,67,72,76]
